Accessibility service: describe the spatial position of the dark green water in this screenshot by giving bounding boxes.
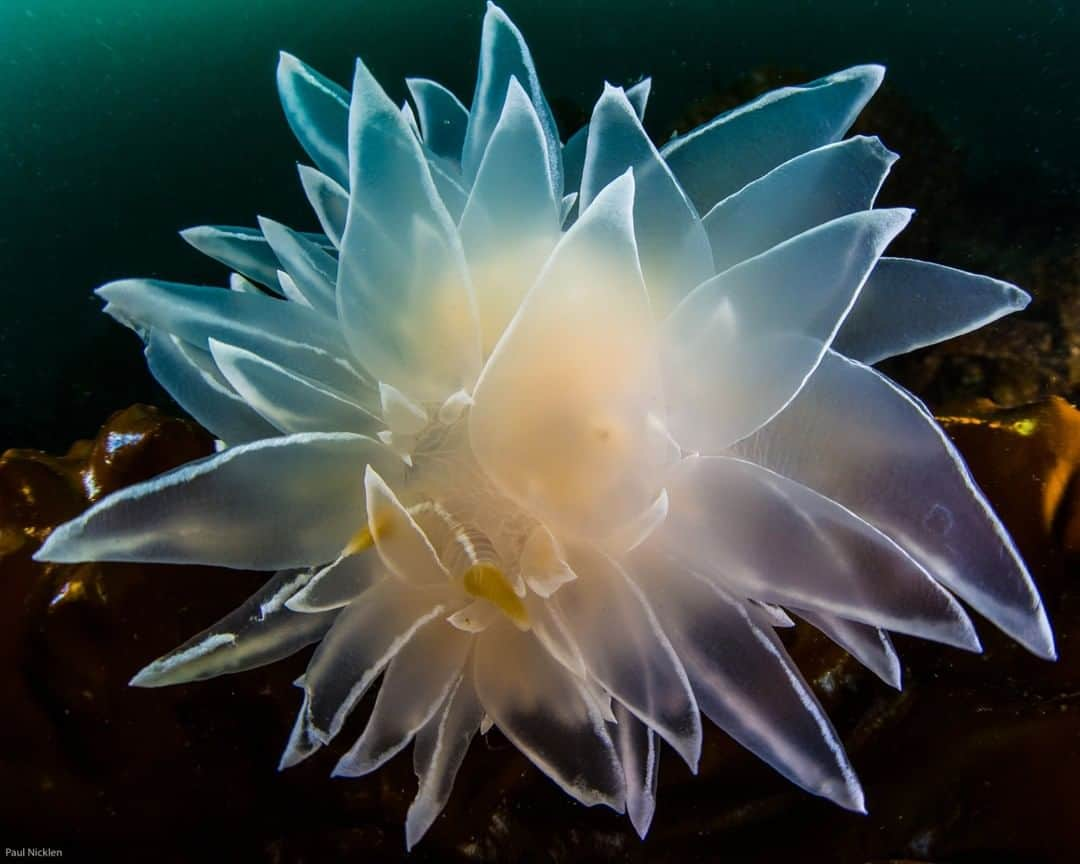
[1,0,1077,450]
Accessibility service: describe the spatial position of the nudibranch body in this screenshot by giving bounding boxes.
[37,3,1054,848]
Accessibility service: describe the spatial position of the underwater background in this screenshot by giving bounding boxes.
[2,0,1078,450]
[2,0,1078,861]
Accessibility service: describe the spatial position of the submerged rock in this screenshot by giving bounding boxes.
[1,398,1077,861]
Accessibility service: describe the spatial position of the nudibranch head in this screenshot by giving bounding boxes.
[36,1,1053,848]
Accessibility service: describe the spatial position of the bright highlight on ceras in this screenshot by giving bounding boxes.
[35,1,1054,850]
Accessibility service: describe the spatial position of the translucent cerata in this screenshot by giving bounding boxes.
[36,2,1054,849]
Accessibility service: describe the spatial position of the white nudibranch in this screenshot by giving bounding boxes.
[35,2,1054,849]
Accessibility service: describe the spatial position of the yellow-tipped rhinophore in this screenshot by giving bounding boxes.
[345,508,398,556]
[462,563,529,629]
